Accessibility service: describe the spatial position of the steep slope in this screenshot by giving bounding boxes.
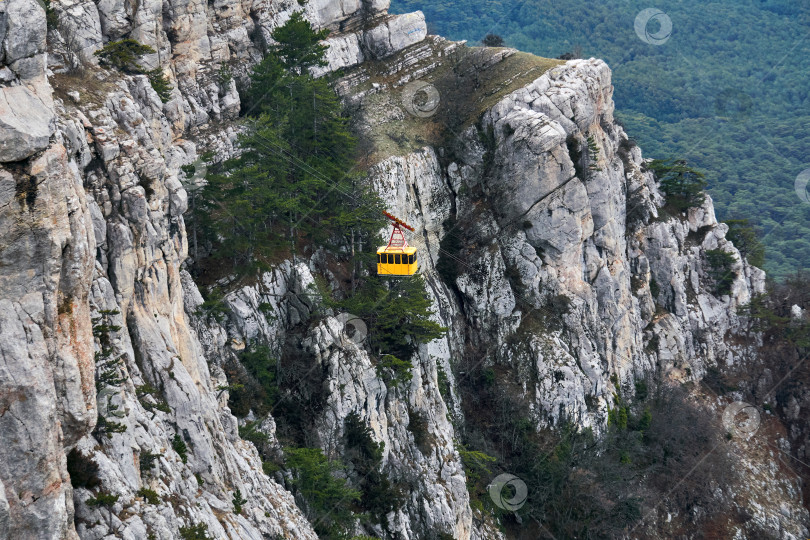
[0,0,427,537]
[0,0,808,539]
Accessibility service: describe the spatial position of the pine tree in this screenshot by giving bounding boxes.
[339,275,448,358]
[199,12,383,273]
[269,11,329,75]
[648,159,707,211]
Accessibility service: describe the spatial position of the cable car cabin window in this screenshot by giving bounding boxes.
[387,254,393,264]
[377,254,382,263]
[395,254,401,264]
[408,254,415,264]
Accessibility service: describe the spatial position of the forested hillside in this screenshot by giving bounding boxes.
[392,0,810,278]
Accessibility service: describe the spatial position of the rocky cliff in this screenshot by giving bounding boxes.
[0,0,807,538]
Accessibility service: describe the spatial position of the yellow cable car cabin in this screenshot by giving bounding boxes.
[377,246,418,276]
[377,211,418,277]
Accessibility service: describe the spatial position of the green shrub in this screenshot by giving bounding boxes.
[172,434,188,464]
[139,451,160,472]
[344,412,384,469]
[586,134,602,172]
[194,287,229,322]
[266,11,329,75]
[43,0,58,29]
[337,275,447,359]
[376,354,413,388]
[635,408,652,432]
[436,362,452,405]
[649,159,707,211]
[482,33,505,46]
[343,412,402,521]
[232,489,247,515]
[705,249,737,296]
[95,413,127,437]
[137,487,160,505]
[649,276,660,299]
[724,219,765,268]
[136,383,171,413]
[199,12,383,274]
[634,380,648,401]
[179,523,210,540]
[94,39,155,73]
[457,445,497,506]
[285,447,360,537]
[146,68,172,103]
[227,345,281,418]
[482,367,496,387]
[217,65,233,87]
[239,420,270,448]
[407,408,434,454]
[262,460,281,476]
[87,492,119,508]
[94,40,173,103]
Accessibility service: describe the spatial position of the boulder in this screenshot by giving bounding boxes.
[0,85,54,162]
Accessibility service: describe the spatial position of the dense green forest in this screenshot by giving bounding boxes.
[391,0,810,278]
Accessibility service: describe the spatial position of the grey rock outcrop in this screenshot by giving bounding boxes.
[346,54,768,431]
[0,0,55,161]
[0,143,95,538]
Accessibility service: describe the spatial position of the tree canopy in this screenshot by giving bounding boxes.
[196,12,383,273]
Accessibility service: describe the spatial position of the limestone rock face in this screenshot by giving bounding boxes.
[0,0,55,161]
[0,144,95,539]
[0,0,806,538]
[363,12,428,60]
[336,44,804,536]
[344,55,723,430]
[0,84,55,161]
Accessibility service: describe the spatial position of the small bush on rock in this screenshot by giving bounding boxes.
[95,39,155,73]
[137,487,160,505]
[232,488,247,515]
[172,434,188,464]
[649,159,707,211]
[705,248,737,296]
[178,523,211,540]
[94,39,172,101]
